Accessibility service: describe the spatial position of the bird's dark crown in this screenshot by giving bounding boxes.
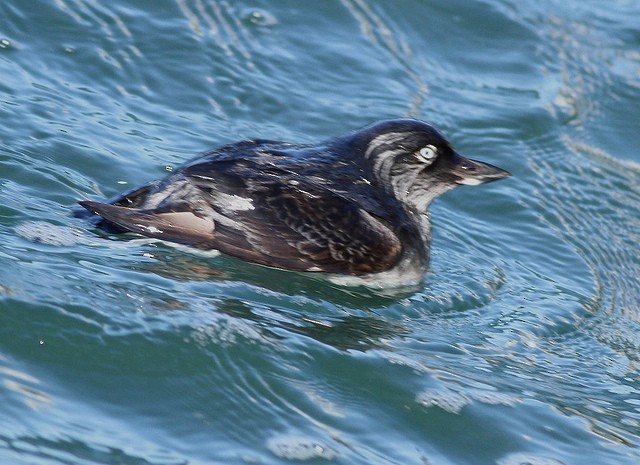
[339,118,439,148]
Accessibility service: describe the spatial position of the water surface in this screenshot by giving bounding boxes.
[1,1,639,464]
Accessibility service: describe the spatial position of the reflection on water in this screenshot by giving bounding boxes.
[214,298,408,351]
[0,360,52,411]
[126,246,423,305]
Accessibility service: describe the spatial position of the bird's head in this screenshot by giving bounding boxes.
[349,119,510,211]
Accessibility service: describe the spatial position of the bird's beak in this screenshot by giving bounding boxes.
[451,153,511,186]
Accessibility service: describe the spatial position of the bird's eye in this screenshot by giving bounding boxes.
[418,145,438,163]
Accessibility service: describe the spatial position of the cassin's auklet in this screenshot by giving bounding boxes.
[79,119,510,283]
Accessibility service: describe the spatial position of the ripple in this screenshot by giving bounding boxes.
[15,221,84,246]
[189,311,269,348]
[175,0,259,67]
[536,14,617,128]
[497,453,566,465]
[0,357,52,411]
[529,134,640,348]
[416,387,519,414]
[0,37,14,50]
[243,10,278,27]
[340,0,429,116]
[267,435,339,461]
[416,389,468,414]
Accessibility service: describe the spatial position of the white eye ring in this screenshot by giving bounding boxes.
[418,145,438,162]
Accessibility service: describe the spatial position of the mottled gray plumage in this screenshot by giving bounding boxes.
[80,119,510,280]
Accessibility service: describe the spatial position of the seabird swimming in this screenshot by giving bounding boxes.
[79,118,510,281]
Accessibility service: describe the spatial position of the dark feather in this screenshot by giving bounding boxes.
[81,161,403,274]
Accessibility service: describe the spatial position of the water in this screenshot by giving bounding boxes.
[1,1,639,464]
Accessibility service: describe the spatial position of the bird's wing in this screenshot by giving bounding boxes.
[202,176,403,274]
[81,161,403,275]
[186,159,404,274]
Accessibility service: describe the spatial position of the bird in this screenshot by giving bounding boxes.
[79,118,510,284]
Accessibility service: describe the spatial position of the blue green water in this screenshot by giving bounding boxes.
[1,1,640,464]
